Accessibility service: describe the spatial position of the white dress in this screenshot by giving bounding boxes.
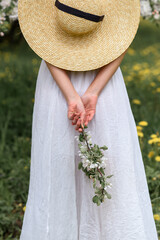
[20,59,158,240]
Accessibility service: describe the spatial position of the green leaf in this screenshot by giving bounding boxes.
[101,181,105,188]
[92,195,99,203]
[97,199,101,206]
[100,145,108,150]
[106,192,112,199]
[100,168,105,175]
[106,174,114,178]
[95,189,102,194]
[78,162,83,169]
[79,135,84,142]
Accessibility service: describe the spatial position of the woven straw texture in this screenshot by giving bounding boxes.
[18,0,140,71]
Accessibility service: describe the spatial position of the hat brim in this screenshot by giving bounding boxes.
[18,0,140,71]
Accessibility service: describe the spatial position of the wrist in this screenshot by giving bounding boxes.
[67,93,81,105]
[84,88,99,98]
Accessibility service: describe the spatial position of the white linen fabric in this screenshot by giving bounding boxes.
[20,59,158,240]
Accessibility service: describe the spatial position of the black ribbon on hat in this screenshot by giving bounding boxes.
[55,0,105,22]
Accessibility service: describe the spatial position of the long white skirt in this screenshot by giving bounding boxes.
[20,59,158,240]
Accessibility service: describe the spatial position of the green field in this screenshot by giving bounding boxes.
[0,17,160,239]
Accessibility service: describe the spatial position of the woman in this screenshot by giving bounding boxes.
[18,0,159,239]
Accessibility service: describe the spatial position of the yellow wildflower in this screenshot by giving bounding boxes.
[156,137,160,142]
[0,72,6,78]
[32,58,38,65]
[24,166,28,170]
[137,131,144,138]
[150,82,156,87]
[155,156,160,162]
[148,138,160,144]
[148,151,154,158]
[142,62,149,67]
[139,69,150,76]
[148,139,153,144]
[150,134,157,139]
[154,214,160,221]
[136,126,143,131]
[23,206,26,212]
[18,203,22,207]
[156,87,160,93]
[152,138,160,143]
[152,177,156,181]
[152,68,160,76]
[138,121,148,126]
[126,76,133,81]
[132,64,141,71]
[132,99,141,105]
[127,48,135,56]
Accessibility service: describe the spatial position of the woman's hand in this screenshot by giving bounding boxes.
[67,96,86,132]
[80,92,98,126]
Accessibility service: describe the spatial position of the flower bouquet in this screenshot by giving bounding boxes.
[75,125,113,206]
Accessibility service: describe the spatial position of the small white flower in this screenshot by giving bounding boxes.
[101,156,108,162]
[83,162,89,168]
[82,158,90,168]
[109,183,112,188]
[87,134,91,140]
[154,13,160,20]
[0,17,5,21]
[99,161,106,168]
[90,163,95,169]
[80,145,87,153]
[0,0,11,9]
[90,163,98,169]
[88,138,92,144]
[94,163,98,168]
[82,158,89,163]
[0,32,4,37]
[104,183,112,191]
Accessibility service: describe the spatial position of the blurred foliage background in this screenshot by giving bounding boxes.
[0,8,160,240]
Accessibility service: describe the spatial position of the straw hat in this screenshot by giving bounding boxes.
[18,0,140,71]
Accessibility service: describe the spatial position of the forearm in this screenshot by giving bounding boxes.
[85,49,128,97]
[44,61,79,104]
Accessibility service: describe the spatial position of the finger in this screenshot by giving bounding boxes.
[80,111,85,126]
[76,117,82,129]
[88,112,95,121]
[75,113,85,131]
[72,114,80,125]
[78,127,83,132]
[79,112,86,127]
[68,111,75,120]
[84,115,89,126]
